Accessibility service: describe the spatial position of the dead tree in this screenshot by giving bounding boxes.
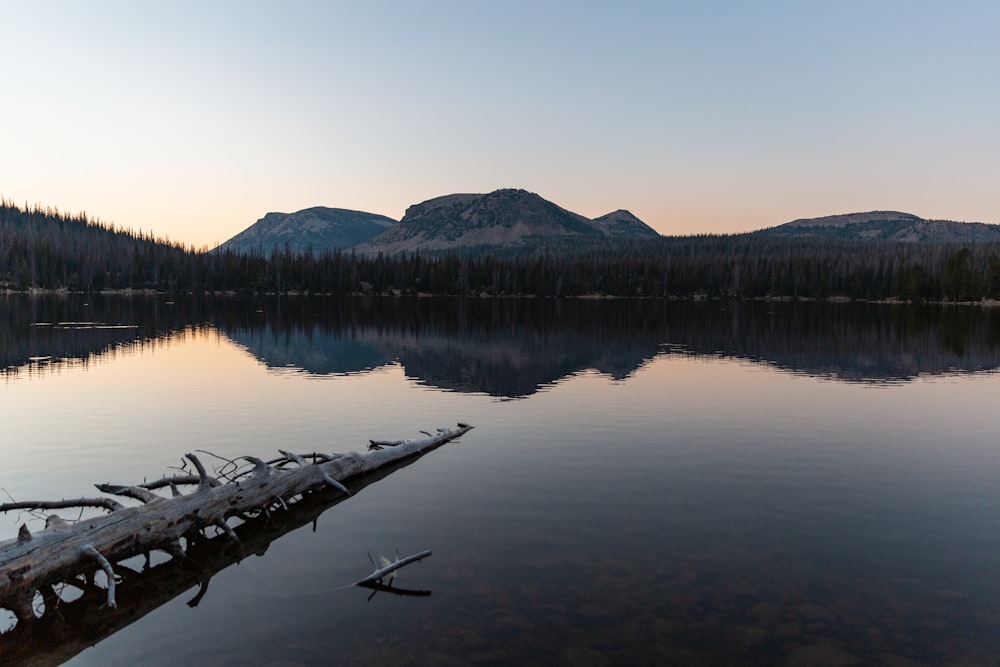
[0,423,473,628]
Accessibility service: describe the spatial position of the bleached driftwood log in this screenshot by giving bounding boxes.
[0,423,472,625]
[0,446,449,667]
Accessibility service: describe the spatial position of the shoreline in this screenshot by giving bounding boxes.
[2,288,998,307]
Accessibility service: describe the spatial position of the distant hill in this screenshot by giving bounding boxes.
[353,188,659,256]
[755,211,1000,242]
[590,209,658,238]
[216,207,397,255]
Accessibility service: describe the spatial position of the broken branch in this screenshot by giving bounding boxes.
[356,550,432,586]
[0,497,124,514]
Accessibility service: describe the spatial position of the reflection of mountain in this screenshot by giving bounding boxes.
[221,299,1000,392]
[221,299,663,396]
[379,320,654,397]
[4,296,1000,392]
[228,327,392,375]
[220,299,1000,393]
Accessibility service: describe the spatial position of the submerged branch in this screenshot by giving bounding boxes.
[356,550,432,586]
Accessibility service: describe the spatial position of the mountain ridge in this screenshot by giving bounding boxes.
[216,189,659,257]
[215,206,397,255]
[355,188,659,255]
[216,197,1000,259]
[755,210,1000,242]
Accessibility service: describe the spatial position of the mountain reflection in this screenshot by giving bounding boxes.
[217,298,1000,394]
[220,298,661,396]
[3,295,1000,393]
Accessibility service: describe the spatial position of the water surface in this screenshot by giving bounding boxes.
[1,296,998,665]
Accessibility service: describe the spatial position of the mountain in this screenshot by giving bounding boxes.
[216,207,397,255]
[755,211,1000,242]
[353,188,659,255]
[589,209,657,238]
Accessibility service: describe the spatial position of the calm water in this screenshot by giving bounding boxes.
[1,296,999,666]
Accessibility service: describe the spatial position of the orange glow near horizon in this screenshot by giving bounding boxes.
[3,4,998,249]
[8,184,1000,252]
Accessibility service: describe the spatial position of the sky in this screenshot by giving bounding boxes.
[3,1,998,249]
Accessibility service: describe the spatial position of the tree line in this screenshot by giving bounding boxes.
[3,200,1000,301]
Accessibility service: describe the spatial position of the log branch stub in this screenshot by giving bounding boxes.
[216,521,240,543]
[95,484,162,504]
[79,545,117,609]
[322,473,351,496]
[140,474,221,491]
[242,456,272,480]
[279,448,350,495]
[278,450,307,466]
[369,439,403,450]
[184,453,212,492]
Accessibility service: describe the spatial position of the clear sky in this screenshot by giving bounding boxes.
[3,1,998,249]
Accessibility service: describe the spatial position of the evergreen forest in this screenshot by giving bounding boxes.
[4,200,1000,302]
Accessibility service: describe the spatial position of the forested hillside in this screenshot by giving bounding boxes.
[3,201,1000,301]
[0,200,200,291]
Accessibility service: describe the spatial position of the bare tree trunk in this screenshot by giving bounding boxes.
[0,423,472,624]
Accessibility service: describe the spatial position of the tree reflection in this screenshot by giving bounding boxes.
[3,295,1000,392]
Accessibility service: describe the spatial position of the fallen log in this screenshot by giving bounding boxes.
[0,422,473,626]
[0,448,447,667]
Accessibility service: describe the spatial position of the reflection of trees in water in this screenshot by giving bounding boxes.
[0,295,209,378]
[662,302,1000,383]
[223,298,1000,392]
[3,295,1000,391]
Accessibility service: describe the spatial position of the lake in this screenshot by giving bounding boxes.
[2,296,999,666]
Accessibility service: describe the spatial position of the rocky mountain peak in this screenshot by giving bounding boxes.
[219,189,659,257]
[355,189,654,255]
[216,207,397,255]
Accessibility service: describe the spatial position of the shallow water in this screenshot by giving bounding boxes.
[1,296,999,665]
